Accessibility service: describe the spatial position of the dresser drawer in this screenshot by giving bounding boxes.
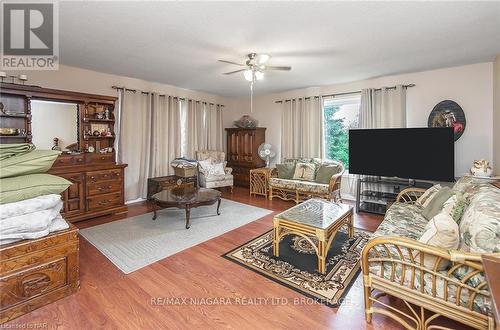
[87,180,122,196]
[87,153,114,164]
[87,192,122,212]
[87,169,122,183]
[0,258,67,309]
[53,154,85,167]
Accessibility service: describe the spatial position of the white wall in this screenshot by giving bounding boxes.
[224,63,494,177]
[31,100,78,150]
[494,55,500,175]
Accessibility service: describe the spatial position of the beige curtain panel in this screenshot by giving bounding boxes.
[150,94,181,177]
[359,85,406,129]
[117,90,152,201]
[184,100,205,159]
[206,103,224,151]
[281,97,324,160]
[117,90,224,202]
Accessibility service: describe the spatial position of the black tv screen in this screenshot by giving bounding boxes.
[349,128,454,182]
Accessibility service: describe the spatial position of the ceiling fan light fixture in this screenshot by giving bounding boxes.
[244,69,253,82]
[256,54,271,65]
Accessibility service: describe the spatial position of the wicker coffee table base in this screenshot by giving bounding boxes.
[273,208,353,274]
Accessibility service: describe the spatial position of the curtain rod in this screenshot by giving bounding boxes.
[274,84,415,104]
[111,86,224,107]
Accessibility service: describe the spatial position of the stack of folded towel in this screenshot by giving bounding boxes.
[0,143,72,245]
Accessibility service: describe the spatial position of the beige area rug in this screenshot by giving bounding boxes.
[80,199,272,273]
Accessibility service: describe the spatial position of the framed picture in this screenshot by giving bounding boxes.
[427,100,466,141]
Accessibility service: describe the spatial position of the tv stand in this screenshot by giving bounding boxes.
[355,176,432,215]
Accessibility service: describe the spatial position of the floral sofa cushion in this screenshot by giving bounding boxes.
[372,203,428,240]
[269,177,329,195]
[459,184,500,253]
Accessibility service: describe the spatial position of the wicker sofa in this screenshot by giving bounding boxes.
[362,177,500,330]
[268,158,344,203]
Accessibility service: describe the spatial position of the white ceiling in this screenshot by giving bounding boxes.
[59,1,500,97]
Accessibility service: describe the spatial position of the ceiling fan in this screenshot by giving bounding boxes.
[218,53,291,82]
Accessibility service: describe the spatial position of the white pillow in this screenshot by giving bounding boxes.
[198,160,212,175]
[418,212,459,270]
[212,162,225,175]
[198,161,225,176]
[292,162,316,181]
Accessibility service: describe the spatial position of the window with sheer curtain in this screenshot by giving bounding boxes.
[179,100,223,158]
[322,94,361,169]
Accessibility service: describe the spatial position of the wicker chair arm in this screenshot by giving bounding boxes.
[395,187,427,204]
[361,236,500,313]
[328,172,344,193]
[328,165,345,193]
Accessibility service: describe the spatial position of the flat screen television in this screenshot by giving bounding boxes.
[349,128,454,182]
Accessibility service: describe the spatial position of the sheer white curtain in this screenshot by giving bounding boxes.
[359,85,406,129]
[150,94,181,177]
[206,103,223,150]
[117,91,152,201]
[281,96,323,160]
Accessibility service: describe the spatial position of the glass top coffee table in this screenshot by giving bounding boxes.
[273,198,354,274]
[150,186,221,229]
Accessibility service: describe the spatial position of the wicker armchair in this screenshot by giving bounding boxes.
[268,159,344,204]
[361,187,498,330]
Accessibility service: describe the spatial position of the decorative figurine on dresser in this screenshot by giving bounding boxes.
[0,82,128,223]
[225,127,266,187]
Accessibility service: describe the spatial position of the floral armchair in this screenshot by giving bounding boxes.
[195,150,233,192]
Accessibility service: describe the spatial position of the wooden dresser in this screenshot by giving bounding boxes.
[0,224,79,323]
[226,127,266,187]
[49,153,127,222]
[0,82,128,223]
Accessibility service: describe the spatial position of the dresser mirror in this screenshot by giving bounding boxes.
[31,100,79,151]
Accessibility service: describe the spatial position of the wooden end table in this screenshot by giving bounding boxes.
[150,186,221,229]
[250,167,274,197]
[273,198,354,274]
[147,175,198,200]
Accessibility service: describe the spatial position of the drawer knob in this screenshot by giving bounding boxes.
[98,200,109,205]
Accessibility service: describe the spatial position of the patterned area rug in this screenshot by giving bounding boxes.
[223,228,371,307]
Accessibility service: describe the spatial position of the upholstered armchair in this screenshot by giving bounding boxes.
[195,150,234,192]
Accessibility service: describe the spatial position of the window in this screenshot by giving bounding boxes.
[323,94,361,169]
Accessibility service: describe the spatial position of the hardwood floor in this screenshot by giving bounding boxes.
[2,187,462,329]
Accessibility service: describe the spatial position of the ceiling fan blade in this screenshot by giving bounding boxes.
[223,69,246,75]
[218,60,245,66]
[265,65,292,71]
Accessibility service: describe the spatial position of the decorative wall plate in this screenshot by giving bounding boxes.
[428,100,466,141]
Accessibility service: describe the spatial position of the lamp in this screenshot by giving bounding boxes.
[244,69,253,82]
[256,54,271,65]
[244,69,264,82]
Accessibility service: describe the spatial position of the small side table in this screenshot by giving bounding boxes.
[250,167,274,197]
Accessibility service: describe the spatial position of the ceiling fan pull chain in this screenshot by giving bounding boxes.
[250,81,254,113]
